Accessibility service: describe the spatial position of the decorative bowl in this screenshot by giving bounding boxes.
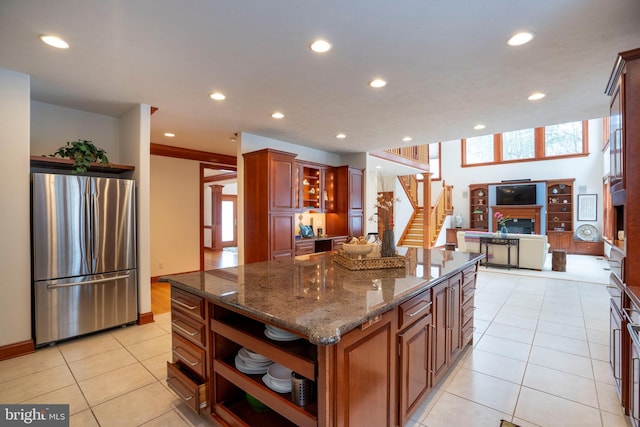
[246,393,269,412]
[342,243,374,256]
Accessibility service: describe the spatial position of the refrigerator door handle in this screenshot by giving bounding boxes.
[46,274,131,290]
[92,193,99,265]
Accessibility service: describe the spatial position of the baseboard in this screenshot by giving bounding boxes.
[138,311,154,325]
[0,339,35,361]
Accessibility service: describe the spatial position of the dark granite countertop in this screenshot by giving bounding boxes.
[160,248,483,345]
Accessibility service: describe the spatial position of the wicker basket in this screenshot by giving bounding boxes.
[333,251,407,270]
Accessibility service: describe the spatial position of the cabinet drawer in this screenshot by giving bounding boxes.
[166,362,207,414]
[461,321,475,346]
[461,298,475,327]
[172,333,206,378]
[462,266,477,287]
[574,241,604,256]
[171,287,205,321]
[398,290,432,330]
[332,236,348,251]
[172,309,206,347]
[295,240,315,255]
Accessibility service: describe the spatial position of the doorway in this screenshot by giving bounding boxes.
[201,164,238,270]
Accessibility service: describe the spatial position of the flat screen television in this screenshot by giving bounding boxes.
[495,184,537,205]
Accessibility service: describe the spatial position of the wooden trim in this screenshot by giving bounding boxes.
[494,134,502,162]
[0,340,35,361]
[369,151,430,171]
[151,275,162,282]
[204,172,237,183]
[150,143,237,168]
[200,164,206,271]
[606,48,640,95]
[138,311,154,325]
[534,127,545,157]
[30,156,134,174]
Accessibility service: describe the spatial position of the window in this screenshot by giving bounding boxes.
[464,134,494,164]
[461,120,589,167]
[545,121,584,156]
[502,128,534,160]
[428,143,441,180]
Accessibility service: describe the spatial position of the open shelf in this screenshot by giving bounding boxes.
[30,156,134,174]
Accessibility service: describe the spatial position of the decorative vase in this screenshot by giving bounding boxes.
[500,225,508,238]
[381,229,396,257]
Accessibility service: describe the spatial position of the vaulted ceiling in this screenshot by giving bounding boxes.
[1,0,639,158]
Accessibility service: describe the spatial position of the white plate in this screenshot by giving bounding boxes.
[237,348,272,366]
[267,364,292,382]
[262,374,291,393]
[240,347,270,363]
[235,355,271,374]
[265,325,298,337]
[264,329,300,341]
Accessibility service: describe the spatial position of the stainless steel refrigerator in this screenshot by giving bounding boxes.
[31,173,137,346]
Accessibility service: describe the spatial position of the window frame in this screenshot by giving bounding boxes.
[461,120,589,167]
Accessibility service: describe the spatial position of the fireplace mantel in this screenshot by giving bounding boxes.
[491,205,542,234]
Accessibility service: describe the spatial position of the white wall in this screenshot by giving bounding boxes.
[31,101,120,161]
[0,68,31,347]
[150,155,200,277]
[441,118,605,236]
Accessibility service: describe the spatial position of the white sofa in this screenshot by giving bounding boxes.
[456,231,550,271]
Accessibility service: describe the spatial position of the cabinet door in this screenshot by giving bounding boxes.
[270,153,296,211]
[335,313,394,427]
[431,281,448,385]
[611,301,623,395]
[348,212,364,238]
[448,273,463,362]
[349,168,364,211]
[398,314,432,427]
[270,213,295,259]
[610,82,624,190]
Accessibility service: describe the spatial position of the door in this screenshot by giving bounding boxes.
[32,173,91,281]
[221,195,237,247]
[91,177,136,274]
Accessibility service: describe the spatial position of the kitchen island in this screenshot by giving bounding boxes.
[161,248,483,427]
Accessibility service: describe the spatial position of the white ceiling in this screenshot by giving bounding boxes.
[1,0,639,159]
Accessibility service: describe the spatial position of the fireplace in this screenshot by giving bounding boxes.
[491,205,542,234]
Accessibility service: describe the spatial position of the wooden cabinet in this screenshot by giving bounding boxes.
[398,290,432,427]
[335,311,395,427]
[431,272,463,385]
[546,179,575,251]
[244,149,297,263]
[469,184,489,230]
[297,162,327,211]
[166,287,209,415]
[326,166,364,238]
[574,240,604,256]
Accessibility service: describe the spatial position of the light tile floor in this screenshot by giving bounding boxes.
[0,256,632,426]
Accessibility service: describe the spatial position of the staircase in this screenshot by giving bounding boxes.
[401,208,424,247]
[398,179,453,248]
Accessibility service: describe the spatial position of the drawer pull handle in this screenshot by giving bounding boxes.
[172,320,199,337]
[172,347,200,366]
[167,377,194,401]
[406,301,432,317]
[171,297,198,311]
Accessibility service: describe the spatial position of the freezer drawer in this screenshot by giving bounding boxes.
[34,270,137,346]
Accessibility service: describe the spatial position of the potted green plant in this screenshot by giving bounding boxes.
[50,139,110,174]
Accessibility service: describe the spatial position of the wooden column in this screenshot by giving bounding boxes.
[210,185,223,251]
[424,172,432,248]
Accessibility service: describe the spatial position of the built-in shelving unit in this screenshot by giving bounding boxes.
[546,179,574,251]
[469,184,489,230]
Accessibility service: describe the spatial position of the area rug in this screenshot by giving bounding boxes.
[222,246,238,253]
[500,420,521,427]
[480,253,610,285]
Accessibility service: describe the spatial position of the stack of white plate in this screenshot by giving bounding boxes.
[262,363,292,393]
[264,324,300,341]
[234,347,273,374]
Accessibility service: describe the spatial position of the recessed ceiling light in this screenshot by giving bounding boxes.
[376,165,382,169]
[39,34,69,49]
[528,92,546,101]
[336,133,346,139]
[209,92,226,101]
[507,32,534,46]
[474,124,486,130]
[164,132,175,137]
[402,136,413,142]
[272,112,284,119]
[369,79,387,88]
[310,39,332,53]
